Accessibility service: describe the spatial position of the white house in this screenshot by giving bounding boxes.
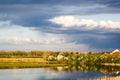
[57,54,64,61]
[111,49,120,54]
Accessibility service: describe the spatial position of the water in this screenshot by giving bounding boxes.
[0,66,120,80]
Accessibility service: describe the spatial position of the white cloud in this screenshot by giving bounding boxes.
[0,37,66,44]
[44,38,65,44]
[0,20,66,45]
[49,16,120,30]
[0,20,92,51]
[0,21,11,27]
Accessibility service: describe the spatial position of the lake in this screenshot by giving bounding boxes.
[0,66,120,80]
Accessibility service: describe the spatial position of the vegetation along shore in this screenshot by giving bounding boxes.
[0,50,120,69]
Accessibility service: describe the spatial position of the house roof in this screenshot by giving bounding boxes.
[112,49,120,54]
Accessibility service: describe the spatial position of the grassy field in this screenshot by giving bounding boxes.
[0,58,45,62]
[96,76,120,80]
[0,51,120,69]
[0,58,66,69]
[0,62,66,69]
[101,63,120,66]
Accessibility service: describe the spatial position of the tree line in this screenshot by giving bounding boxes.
[1,50,120,66]
[0,50,44,57]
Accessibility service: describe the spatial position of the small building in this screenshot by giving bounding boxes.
[57,54,64,61]
[111,49,120,54]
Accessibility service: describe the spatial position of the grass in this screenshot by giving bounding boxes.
[0,58,45,62]
[0,62,66,69]
[101,63,120,66]
[96,76,120,80]
[0,58,66,69]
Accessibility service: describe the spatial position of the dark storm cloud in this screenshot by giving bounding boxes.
[0,4,59,26]
[99,0,120,8]
[0,0,97,5]
[67,32,120,49]
[0,0,120,51]
[31,22,120,50]
[0,0,120,27]
[86,34,120,49]
[0,0,119,8]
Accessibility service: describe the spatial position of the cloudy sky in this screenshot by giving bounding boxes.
[0,0,120,52]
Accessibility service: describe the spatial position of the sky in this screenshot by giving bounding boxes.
[0,0,120,52]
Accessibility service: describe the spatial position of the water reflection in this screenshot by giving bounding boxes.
[0,66,120,80]
[48,65,120,74]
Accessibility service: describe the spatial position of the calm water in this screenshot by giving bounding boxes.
[0,67,120,80]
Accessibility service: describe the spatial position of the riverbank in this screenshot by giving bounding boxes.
[0,57,66,69]
[96,76,120,80]
[1,50,120,69]
[1,57,120,69]
[0,62,66,69]
[101,63,120,66]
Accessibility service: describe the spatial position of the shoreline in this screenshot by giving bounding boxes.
[0,62,66,69]
[96,76,120,80]
[101,63,120,66]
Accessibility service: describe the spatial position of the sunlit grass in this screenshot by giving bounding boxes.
[96,76,120,80]
[0,58,45,62]
[0,62,66,69]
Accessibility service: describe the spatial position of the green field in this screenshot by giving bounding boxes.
[0,62,66,69]
[0,50,120,69]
